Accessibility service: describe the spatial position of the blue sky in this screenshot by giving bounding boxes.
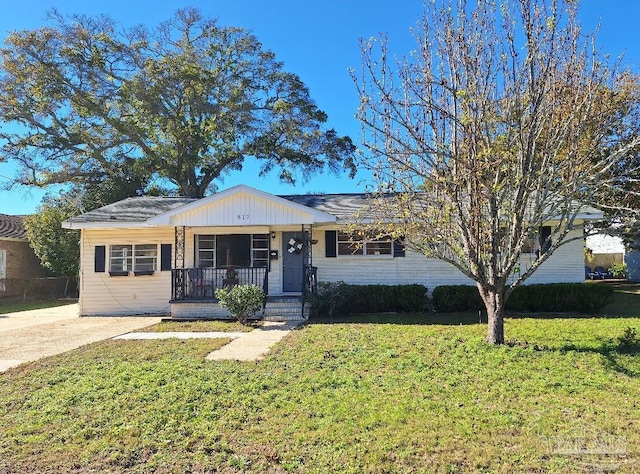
[0,0,639,215]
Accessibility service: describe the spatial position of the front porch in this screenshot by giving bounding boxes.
[169,266,316,321]
[148,185,332,321]
[170,295,310,321]
[171,267,268,300]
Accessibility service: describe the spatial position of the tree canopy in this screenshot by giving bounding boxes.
[24,193,81,278]
[355,0,640,344]
[0,8,355,197]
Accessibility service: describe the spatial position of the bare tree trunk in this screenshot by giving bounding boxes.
[478,285,506,344]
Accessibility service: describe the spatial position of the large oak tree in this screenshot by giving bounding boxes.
[0,8,355,197]
[355,0,640,343]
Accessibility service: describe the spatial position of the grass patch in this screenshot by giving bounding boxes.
[0,299,75,315]
[0,289,639,472]
[138,320,255,333]
[598,281,640,317]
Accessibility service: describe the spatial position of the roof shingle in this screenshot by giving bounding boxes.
[0,214,27,240]
[64,197,198,224]
[63,193,369,225]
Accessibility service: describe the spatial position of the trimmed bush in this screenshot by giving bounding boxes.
[506,283,615,313]
[307,281,350,318]
[431,285,484,313]
[215,284,265,325]
[308,282,427,317]
[432,283,615,313]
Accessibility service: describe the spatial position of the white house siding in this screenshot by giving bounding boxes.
[312,226,586,293]
[312,228,471,293]
[78,223,586,315]
[517,228,586,284]
[79,228,174,316]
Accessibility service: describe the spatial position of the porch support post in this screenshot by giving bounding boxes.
[302,224,313,293]
[173,226,186,300]
[303,224,313,270]
[174,226,185,269]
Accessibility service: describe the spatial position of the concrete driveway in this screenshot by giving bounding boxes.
[0,304,162,372]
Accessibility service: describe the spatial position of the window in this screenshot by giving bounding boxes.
[195,234,268,268]
[337,231,392,256]
[252,234,269,268]
[110,245,132,274]
[521,226,552,255]
[196,235,215,267]
[109,244,157,275]
[134,244,157,274]
[217,234,251,267]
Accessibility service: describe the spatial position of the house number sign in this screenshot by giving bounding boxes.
[237,214,250,221]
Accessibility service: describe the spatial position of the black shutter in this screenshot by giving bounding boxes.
[160,244,172,271]
[393,239,406,257]
[95,246,106,272]
[540,226,552,252]
[325,230,337,258]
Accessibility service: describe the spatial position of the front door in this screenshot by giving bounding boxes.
[282,232,305,292]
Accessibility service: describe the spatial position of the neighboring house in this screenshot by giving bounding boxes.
[62,185,600,319]
[586,233,625,275]
[0,214,47,293]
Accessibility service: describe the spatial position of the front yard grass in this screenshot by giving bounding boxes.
[0,290,638,472]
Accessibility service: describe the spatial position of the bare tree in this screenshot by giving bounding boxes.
[354,0,640,344]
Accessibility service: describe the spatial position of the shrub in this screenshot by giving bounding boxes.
[616,326,639,353]
[307,281,351,318]
[609,262,628,279]
[432,283,615,313]
[215,284,265,325]
[431,285,484,312]
[308,282,427,317]
[506,283,614,313]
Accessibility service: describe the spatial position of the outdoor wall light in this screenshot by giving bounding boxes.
[270,231,276,239]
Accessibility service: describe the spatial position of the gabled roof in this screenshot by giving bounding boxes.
[62,185,351,229]
[61,184,604,230]
[145,185,337,226]
[0,214,27,240]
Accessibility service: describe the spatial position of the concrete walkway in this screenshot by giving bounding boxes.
[115,321,303,361]
[0,303,302,371]
[115,331,248,340]
[206,320,303,361]
[0,304,161,372]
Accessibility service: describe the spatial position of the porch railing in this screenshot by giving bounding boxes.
[171,267,268,301]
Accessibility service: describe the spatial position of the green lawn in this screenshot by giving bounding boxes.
[0,287,638,472]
